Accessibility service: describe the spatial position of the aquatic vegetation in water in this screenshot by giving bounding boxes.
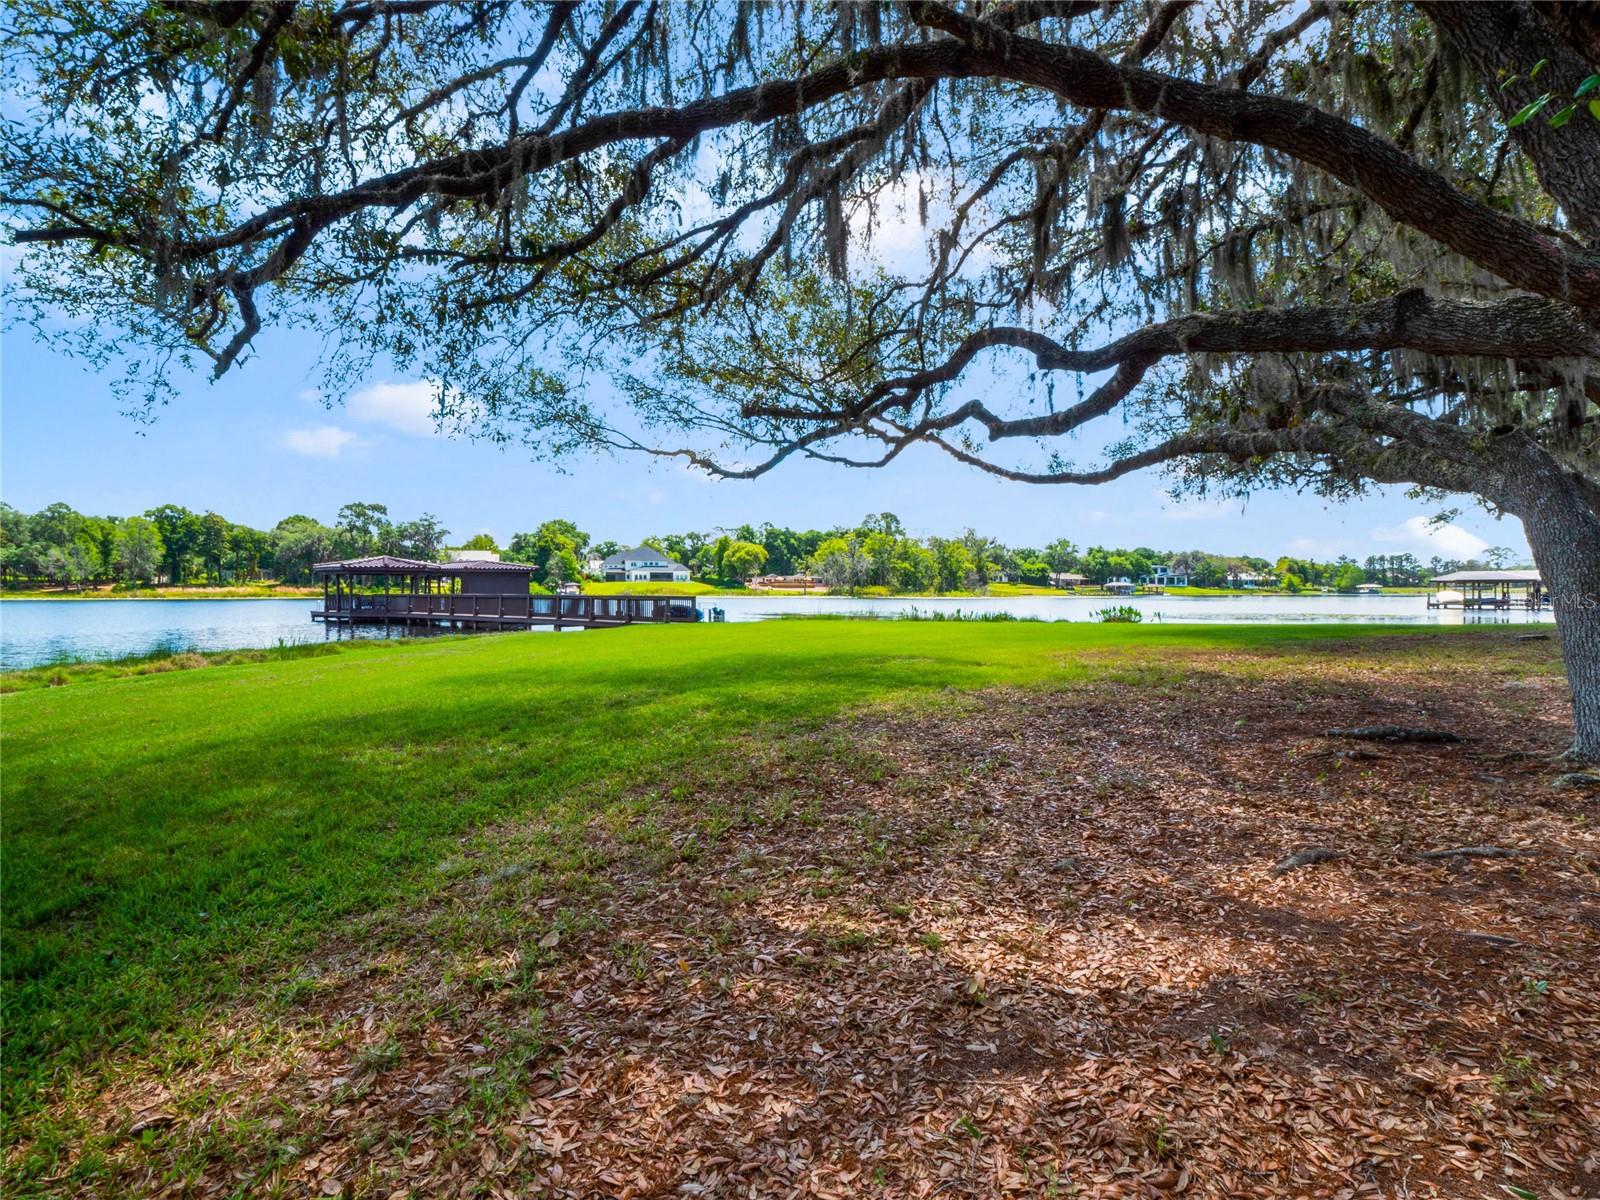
[1092,605,1144,623]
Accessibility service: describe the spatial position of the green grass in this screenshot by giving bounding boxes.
[0,621,1509,1124]
[580,581,1071,597]
[849,583,1064,598]
[0,641,347,693]
[780,607,1041,622]
[1162,585,1432,597]
[579,580,756,596]
[1161,585,1286,597]
[846,583,1154,598]
[981,583,1075,597]
[1157,585,1421,597]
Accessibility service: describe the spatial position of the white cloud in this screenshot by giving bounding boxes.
[280,425,360,459]
[348,380,442,437]
[1371,515,1489,559]
[853,179,933,271]
[851,170,996,277]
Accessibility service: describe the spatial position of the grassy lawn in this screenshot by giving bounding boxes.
[1160,585,1299,597]
[0,643,347,694]
[1,624,1396,1098]
[3,621,1590,1196]
[1158,585,1429,597]
[578,580,756,596]
[982,582,1077,596]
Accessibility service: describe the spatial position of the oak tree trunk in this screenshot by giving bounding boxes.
[1510,449,1600,764]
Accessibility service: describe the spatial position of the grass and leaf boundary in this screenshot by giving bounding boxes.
[1,621,1582,1196]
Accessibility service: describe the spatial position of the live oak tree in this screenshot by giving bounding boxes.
[334,501,392,558]
[720,538,769,583]
[4,2,1598,756]
[113,515,165,584]
[506,519,589,579]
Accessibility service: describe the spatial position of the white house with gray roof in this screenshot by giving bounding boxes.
[599,546,691,583]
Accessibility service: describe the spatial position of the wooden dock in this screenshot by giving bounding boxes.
[312,592,699,630]
[310,555,698,631]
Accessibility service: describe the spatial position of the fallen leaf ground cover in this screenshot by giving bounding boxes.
[3,623,1595,1198]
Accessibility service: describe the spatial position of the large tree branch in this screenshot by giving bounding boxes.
[20,9,1600,321]
[869,391,1508,499]
[898,423,1335,485]
[742,292,1600,431]
[11,37,986,284]
[910,2,1600,311]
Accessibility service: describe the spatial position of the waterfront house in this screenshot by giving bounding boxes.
[1104,578,1135,595]
[1226,569,1273,589]
[1048,572,1088,589]
[600,546,692,582]
[1138,564,1190,588]
[751,573,821,591]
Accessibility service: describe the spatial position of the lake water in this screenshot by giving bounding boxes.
[0,592,1554,671]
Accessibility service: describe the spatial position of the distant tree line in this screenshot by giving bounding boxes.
[0,501,448,587]
[0,501,1525,594]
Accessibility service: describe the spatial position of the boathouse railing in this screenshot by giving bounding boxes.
[324,591,698,624]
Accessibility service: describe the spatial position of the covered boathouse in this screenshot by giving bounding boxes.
[311,555,699,630]
[1427,569,1547,611]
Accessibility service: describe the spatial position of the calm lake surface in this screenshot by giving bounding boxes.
[0,592,1555,670]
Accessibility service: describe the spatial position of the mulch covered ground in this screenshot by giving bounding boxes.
[46,639,1600,1198]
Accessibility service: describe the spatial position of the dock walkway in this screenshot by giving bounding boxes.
[311,555,698,630]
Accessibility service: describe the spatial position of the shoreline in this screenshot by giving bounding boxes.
[0,586,1429,603]
[0,614,1526,687]
[0,588,321,602]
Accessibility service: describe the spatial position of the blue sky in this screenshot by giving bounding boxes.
[0,318,1530,563]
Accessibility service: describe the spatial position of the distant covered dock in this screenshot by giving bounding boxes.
[311,555,698,630]
[1428,569,1547,611]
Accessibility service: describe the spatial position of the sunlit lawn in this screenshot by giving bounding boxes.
[0,621,1526,1120]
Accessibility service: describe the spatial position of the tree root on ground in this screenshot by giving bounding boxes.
[1417,845,1537,860]
[1310,744,1386,762]
[1454,930,1526,949]
[1268,847,1339,876]
[1325,725,1461,743]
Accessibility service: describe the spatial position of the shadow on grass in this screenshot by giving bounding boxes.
[0,623,1567,1124]
[10,644,1589,1197]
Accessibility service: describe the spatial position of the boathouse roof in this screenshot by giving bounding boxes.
[438,558,539,573]
[313,555,431,574]
[1430,570,1542,584]
[312,555,534,576]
